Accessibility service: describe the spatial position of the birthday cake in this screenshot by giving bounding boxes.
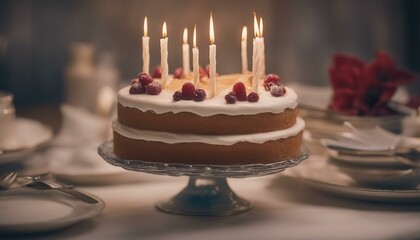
[113,72,304,165]
[112,15,304,165]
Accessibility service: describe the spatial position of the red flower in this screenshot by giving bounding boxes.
[407,96,420,109]
[328,51,417,116]
[328,54,365,115]
[329,54,365,92]
[364,51,416,88]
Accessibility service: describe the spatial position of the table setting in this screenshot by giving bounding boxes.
[1,4,420,239]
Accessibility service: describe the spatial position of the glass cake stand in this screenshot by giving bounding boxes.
[98,140,309,216]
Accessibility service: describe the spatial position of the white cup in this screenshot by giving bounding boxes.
[0,92,17,150]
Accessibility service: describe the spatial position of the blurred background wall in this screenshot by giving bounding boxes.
[0,0,419,107]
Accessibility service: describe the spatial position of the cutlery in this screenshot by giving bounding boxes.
[324,143,420,156]
[0,172,17,190]
[17,172,75,189]
[24,181,98,204]
[324,144,420,167]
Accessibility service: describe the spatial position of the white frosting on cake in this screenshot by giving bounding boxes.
[118,86,298,117]
[113,117,304,146]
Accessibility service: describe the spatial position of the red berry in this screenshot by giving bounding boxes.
[146,81,162,95]
[205,64,219,77]
[225,92,237,104]
[138,72,153,86]
[232,82,247,101]
[193,89,206,102]
[129,82,145,94]
[181,82,195,100]
[264,74,281,91]
[174,67,185,79]
[173,90,182,101]
[199,66,208,79]
[152,65,162,78]
[205,64,210,75]
[270,85,286,97]
[247,92,259,102]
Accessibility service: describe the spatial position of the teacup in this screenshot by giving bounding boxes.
[0,92,17,150]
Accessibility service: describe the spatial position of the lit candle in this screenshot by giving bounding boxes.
[241,26,248,74]
[142,16,150,74]
[209,13,217,98]
[192,25,200,88]
[182,28,190,76]
[252,13,260,92]
[160,22,169,88]
[259,16,265,80]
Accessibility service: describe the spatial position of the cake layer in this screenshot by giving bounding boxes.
[118,104,297,135]
[118,75,299,135]
[112,117,304,145]
[113,131,303,165]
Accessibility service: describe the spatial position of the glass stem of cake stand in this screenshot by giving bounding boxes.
[156,177,253,216]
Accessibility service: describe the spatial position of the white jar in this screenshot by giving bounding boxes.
[0,92,16,150]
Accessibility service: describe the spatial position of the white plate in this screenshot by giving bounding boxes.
[289,154,420,203]
[326,149,404,168]
[0,118,53,164]
[336,164,420,189]
[0,188,104,233]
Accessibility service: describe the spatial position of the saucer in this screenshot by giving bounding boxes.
[0,188,104,233]
[334,163,420,189]
[0,118,53,164]
[289,154,420,203]
[326,149,405,168]
[47,146,137,185]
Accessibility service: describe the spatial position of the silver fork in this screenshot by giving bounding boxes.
[24,181,98,204]
[0,172,17,190]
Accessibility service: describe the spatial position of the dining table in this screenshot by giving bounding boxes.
[3,174,420,240]
[3,104,420,240]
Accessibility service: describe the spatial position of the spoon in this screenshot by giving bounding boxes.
[0,172,17,190]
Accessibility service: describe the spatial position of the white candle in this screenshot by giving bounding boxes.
[252,14,260,92]
[160,22,169,88]
[209,14,216,98]
[193,25,199,88]
[142,16,150,74]
[182,28,190,75]
[241,26,248,74]
[259,17,265,80]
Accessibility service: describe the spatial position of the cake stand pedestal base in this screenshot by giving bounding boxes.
[98,141,309,216]
[156,177,252,216]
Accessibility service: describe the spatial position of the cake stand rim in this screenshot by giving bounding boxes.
[97,140,310,178]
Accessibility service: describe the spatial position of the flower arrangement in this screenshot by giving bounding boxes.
[328,51,417,116]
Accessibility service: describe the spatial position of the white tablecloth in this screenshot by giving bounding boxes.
[12,172,420,240]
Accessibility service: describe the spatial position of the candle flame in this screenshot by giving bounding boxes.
[144,16,148,37]
[253,12,259,38]
[193,25,197,48]
[259,16,263,37]
[242,26,247,41]
[183,28,188,44]
[162,22,167,38]
[210,13,215,44]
